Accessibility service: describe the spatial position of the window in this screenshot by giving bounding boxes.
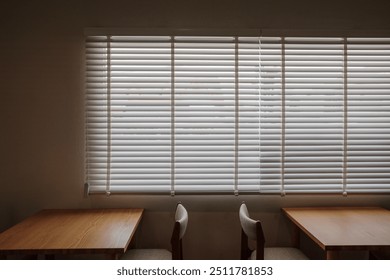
[85,33,390,195]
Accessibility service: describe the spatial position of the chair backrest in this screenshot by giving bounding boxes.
[171,203,188,260]
[239,203,265,260]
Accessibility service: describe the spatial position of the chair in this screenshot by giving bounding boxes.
[121,203,188,260]
[239,203,308,260]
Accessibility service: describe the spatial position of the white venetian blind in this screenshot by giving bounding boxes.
[283,37,345,194]
[85,36,172,194]
[238,37,262,192]
[346,38,390,193]
[259,36,390,194]
[85,34,261,194]
[258,37,283,193]
[174,36,236,193]
[85,33,390,195]
[172,36,262,193]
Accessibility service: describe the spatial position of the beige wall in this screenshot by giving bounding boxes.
[1,0,390,259]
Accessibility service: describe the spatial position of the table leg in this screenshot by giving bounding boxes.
[22,254,39,260]
[44,254,55,260]
[108,253,120,260]
[291,223,300,248]
[326,250,339,260]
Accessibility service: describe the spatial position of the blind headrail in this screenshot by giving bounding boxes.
[84,27,390,37]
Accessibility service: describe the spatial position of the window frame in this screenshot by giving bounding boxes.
[84,29,390,196]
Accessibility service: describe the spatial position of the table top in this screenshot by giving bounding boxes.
[0,208,143,255]
[282,207,390,251]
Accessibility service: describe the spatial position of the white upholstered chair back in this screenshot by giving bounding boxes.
[239,203,258,241]
[239,202,308,260]
[175,203,188,240]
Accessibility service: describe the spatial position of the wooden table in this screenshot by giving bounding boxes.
[282,207,390,259]
[0,208,143,259]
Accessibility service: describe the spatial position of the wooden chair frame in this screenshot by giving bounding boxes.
[240,215,266,260]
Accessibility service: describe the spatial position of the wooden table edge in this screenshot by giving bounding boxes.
[282,207,390,258]
[281,208,327,251]
[123,208,144,253]
[0,208,145,259]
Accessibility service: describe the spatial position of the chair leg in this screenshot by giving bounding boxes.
[240,230,251,260]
